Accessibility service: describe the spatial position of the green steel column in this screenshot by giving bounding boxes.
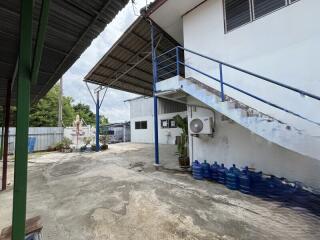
[11,0,33,239]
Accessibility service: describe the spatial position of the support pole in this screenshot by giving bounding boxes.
[58,77,63,128]
[2,77,13,191]
[151,23,160,166]
[12,0,33,239]
[95,91,100,152]
[0,123,4,160]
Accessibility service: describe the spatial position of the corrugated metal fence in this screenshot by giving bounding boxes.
[0,127,63,153]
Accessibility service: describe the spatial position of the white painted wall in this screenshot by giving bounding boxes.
[183,0,320,135]
[130,112,187,144]
[129,97,187,144]
[187,99,320,189]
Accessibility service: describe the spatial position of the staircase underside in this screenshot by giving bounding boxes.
[156,76,320,161]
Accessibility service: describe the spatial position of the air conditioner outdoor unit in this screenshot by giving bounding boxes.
[189,117,214,135]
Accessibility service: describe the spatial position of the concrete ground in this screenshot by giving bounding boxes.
[0,143,319,240]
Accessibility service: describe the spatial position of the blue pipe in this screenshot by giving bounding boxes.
[95,91,100,152]
[151,23,160,165]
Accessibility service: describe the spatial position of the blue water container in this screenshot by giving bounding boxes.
[217,163,227,184]
[201,160,211,179]
[266,175,284,198]
[210,161,220,181]
[239,166,251,194]
[28,137,36,153]
[226,164,240,190]
[251,171,265,196]
[192,160,203,180]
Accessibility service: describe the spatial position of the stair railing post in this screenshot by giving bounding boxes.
[219,63,225,102]
[176,47,180,76]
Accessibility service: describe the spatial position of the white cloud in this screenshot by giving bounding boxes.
[63,0,153,123]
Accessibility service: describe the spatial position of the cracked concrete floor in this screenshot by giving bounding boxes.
[1,143,320,240]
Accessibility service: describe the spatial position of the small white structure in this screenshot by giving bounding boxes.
[101,122,131,143]
[64,125,92,147]
[127,96,187,144]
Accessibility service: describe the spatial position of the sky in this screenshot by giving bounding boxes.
[63,0,152,123]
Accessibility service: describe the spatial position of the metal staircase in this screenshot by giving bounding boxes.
[154,46,320,160]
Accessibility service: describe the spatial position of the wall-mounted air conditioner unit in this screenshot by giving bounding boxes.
[189,117,214,135]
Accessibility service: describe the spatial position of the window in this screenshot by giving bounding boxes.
[224,0,301,32]
[169,119,177,128]
[107,130,115,135]
[161,120,169,128]
[224,0,251,32]
[135,121,148,130]
[253,0,286,19]
[161,119,178,129]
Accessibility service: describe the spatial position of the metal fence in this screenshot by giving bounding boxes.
[0,127,64,153]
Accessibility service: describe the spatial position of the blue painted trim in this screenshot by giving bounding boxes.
[176,47,180,76]
[95,91,100,152]
[151,23,160,165]
[219,63,225,102]
[155,46,320,126]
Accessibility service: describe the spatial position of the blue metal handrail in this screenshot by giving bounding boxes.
[156,46,320,126]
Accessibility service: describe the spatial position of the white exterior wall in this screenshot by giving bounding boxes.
[183,0,320,134]
[130,97,187,144]
[188,100,320,189]
[181,0,320,188]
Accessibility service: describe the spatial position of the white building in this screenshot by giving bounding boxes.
[101,122,131,143]
[147,0,320,188]
[127,96,187,144]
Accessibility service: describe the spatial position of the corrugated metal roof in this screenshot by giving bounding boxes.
[84,16,180,96]
[0,0,129,105]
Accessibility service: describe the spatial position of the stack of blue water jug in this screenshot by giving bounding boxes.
[191,160,291,196]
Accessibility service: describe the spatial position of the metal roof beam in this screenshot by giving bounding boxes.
[127,63,153,77]
[108,33,163,82]
[86,79,152,96]
[89,74,152,94]
[35,0,116,100]
[0,29,71,57]
[99,65,152,85]
[106,56,152,83]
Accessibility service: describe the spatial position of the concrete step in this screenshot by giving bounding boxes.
[179,77,320,161]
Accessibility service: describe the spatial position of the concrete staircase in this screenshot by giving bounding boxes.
[156,76,320,161]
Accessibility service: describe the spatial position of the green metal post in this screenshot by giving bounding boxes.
[11,0,33,239]
[0,114,4,159]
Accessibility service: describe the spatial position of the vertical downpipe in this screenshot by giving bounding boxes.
[12,0,33,239]
[96,91,100,152]
[151,23,160,166]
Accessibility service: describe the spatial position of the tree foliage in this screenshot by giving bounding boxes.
[0,84,108,127]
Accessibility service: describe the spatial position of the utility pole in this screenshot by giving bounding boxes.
[85,82,108,152]
[58,77,63,127]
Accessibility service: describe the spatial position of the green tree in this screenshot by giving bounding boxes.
[73,103,95,126]
[29,84,75,127]
[0,83,108,127]
[100,115,108,125]
[62,96,75,126]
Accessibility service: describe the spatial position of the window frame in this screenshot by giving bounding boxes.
[161,119,169,129]
[223,0,301,33]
